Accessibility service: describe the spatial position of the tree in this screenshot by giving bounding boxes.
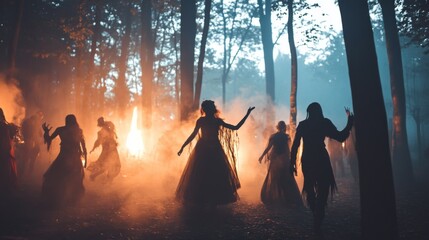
[286,0,298,137]
[180,0,197,121]
[378,0,414,187]
[338,0,398,239]
[6,0,24,80]
[141,0,155,128]
[400,0,429,54]
[257,0,275,125]
[257,0,275,103]
[194,0,212,111]
[212,0,259,107]
[115,2,133,118]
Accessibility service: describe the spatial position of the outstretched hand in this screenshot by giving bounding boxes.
[42,122,52,133]
[247,106,255,115]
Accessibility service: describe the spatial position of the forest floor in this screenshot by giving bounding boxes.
[1,163,428,240]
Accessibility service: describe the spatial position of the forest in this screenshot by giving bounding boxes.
[1,0,429,239]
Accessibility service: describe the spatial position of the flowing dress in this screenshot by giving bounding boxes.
[87,124,121,181]
[261,132,302,206]
[42,126,85,207]
[176,117,240,206]
[0,122,18,195]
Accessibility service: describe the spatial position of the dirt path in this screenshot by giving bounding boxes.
[1,176,427,240]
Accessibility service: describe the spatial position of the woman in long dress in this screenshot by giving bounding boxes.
[42,114,87,208]
[176,100,254,207]
[88,117,121,182]
[258,121,302,207]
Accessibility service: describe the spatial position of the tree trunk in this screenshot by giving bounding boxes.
[180,0,196,121]
[83,0,102,126]
[141,0,155,129]
[287,0,298,138]
[379,0,414,187]
[194,0,212,110]
[116,4,132,118]
[257,0,275,103]
[338,0,398,239]
[7,0,24,80]
[258,0,275,126]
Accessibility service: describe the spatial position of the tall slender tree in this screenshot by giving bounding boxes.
[115,2,132,118]
[257,0,275,124]
[194,0,212,110]
[141,0,155,128]
[180,0,196,121]
[338,0,398,239]
[287,0,298,137]
[378,0,414,187]
[7,0,24,80]
[82,0,102,126]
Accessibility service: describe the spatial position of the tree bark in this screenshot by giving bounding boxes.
[194,0,212,110]
[141,0,155,129]
[257,0,275,103]
[257,0,275,125]
[287,0,298,137]
[116,4,132,118]
[7,0,24,80]
[82,0,102,125]
[379,0,414,187]
[180,0,196,121]
[338,0,398,239]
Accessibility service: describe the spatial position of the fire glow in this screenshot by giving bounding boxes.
[126,107,144,158]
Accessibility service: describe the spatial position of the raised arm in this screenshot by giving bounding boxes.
[259,136,273,163]
[222,107,255,130]
[327,108,354,142]
[178,119,201,156]
[42,123,58,151]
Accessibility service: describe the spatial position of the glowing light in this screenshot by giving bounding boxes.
[126,107,144,157]
[342,142,345,148]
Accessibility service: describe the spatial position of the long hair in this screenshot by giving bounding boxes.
[201,100,220,118]
[306,102,324,120]
[65,114,79,127]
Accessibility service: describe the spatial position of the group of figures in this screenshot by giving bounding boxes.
[1,100,354,233]
[176,100,353,232]
[0,109,121,208]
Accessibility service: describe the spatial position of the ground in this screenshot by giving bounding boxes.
[1,162,428,240]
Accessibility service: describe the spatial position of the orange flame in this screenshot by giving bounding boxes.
[126,107,144,157]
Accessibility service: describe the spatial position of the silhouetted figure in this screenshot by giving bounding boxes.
[42,114,87,208]
[258,121,302,207]
[176,100,255,209]
[290,102,353,232]
[327,138,345,178]
[20,111,44,176]
[0,108,18,198]
[87,117,121,182]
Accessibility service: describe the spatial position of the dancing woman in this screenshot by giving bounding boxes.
[177,100,254,208]
[42,114,87,208]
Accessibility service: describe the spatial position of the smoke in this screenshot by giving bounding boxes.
[13,88,307,223]
[73,94,307,224]
[0,74,25,124]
